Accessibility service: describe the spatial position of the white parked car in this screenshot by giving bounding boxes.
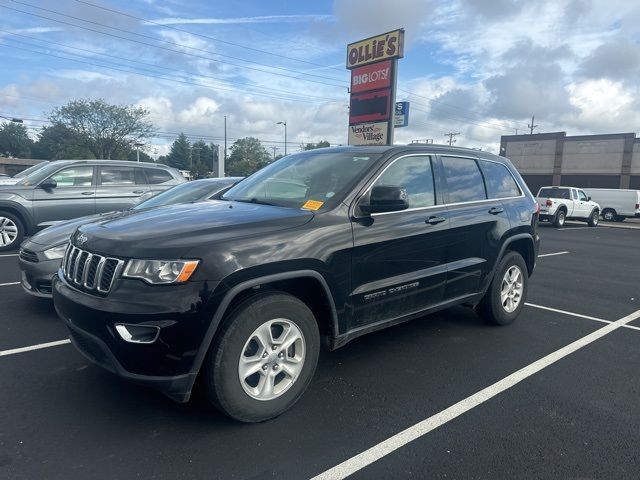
[535,186,600,228]
[582,188,640,222]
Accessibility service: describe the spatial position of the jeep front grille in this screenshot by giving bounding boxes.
[62,245,124,294]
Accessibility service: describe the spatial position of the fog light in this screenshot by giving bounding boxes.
[115,324,160,344]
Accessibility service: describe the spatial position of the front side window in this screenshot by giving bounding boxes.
[372,155,435,208]
[480,160,521,199]
[441,156,487,203]
[578,190,588,201]
[50,166,94,187]
[223,151,381,209]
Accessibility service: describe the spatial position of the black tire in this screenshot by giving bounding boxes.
[615,216,626,222]
[0,211,25,252]
[587,210,599,227]
[553,209,566,228]
[204,291,320,423]
[602,209,616,222]
[476,251,528,326]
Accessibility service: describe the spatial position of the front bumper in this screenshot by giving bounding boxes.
[53,272,223,402]
[19,254,60,298]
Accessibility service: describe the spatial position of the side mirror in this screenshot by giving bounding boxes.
[39,178,57,189]
[587,196,592,201]
[361,185,409,214]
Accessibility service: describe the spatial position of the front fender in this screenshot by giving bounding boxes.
[0,197,34,232]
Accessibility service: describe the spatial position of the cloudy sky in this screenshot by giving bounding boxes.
[0,0,639,157]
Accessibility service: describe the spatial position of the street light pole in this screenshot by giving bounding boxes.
[276,121,287,156]
[134,142,144,162]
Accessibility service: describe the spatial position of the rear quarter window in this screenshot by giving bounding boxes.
[480,160,521,199]
[144,168,174,184]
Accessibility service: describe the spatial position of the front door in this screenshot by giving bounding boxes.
[576,189,591,217]
[32,165,96,226]
[350,154,449,329]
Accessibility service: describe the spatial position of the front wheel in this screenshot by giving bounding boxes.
[476,251,528,326]
[204,292,320,423]
[588,210,599,227]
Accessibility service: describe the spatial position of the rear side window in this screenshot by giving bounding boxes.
[100,167,138,185]
[145,168,173,184]
[441,156,487,203]
[374,155,435,208]
[480,160,521,199]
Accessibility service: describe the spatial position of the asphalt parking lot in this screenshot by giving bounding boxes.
[1,223,639,479]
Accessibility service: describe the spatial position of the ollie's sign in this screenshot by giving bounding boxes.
[346,29,405,69]
[350,60,392,94]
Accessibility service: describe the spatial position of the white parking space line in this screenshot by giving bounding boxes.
[525,303,640,332]
[0,282,20,287]
[0,339,71,357]
[311,308,640,480]
[556,227,592,231]
[0,254,19,257]
[537,251,569,258]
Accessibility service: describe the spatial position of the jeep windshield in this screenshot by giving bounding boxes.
[222,151,381,209]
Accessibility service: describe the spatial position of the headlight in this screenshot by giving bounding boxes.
[123,259,199,285]
[43,243,68,260]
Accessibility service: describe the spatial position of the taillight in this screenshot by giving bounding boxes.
[546,199,552,207]
[534,202,540,214]
[636,203,639,209]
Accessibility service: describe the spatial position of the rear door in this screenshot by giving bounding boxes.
[32,165,96,226]
[439,155,511,300]
[94,165,150,213]
[350,154,449,328]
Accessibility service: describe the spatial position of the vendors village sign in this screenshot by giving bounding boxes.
[347,29,405,146]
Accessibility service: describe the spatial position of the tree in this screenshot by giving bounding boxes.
[166,133,191,170]
[226,137,271,176]
[126,149,154,163]
[47,99,154,159]
[302,140,330,151]
[0,122,33,158]
[32,124,93,160]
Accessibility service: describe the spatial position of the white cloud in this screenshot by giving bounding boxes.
[148,15,334,26]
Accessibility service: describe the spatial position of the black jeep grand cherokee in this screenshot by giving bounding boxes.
[53,145,539,422]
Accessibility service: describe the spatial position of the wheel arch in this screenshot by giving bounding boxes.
[186,270,339,398]
[0,202,33,234]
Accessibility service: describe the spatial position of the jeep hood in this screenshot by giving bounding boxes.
[76,200,314,258]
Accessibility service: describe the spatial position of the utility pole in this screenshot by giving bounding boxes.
[272,146,278,161]
[528,115,538,134]
[444,132,460,146]
[277,121,287,156]
[223,115,227,175]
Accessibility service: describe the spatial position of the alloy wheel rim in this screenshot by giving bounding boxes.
[0,217,18,247]
[238,318,306,401]
[500,265,524,313]
[558,213,565,225]
[593,213,598,225]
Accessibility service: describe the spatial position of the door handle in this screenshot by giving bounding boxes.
[81,191,94,196]
[426,215,446,225]
[488,207,504,215]
[133,190,145,194]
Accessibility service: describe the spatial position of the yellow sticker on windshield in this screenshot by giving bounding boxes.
[302,200,324,211]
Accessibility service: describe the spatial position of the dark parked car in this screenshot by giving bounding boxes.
[53,145,539,422]
[0,160,185,251]
[19,177,241,298]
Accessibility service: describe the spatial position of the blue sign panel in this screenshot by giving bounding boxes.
[394,101,409,128]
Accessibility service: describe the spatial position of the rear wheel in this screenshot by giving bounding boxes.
[602,209,616,222]
[0,212,24,252]
[553,209,566,228]
[587,210,599,227]
[204,292,320,423]
[476,251,528,326]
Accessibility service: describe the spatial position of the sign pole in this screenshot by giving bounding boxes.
[387,59,398,146]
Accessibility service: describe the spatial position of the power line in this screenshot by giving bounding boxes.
[71,0,345,73]
[0,42,346,105]
[0,31,345,103]
[2,3,348,89]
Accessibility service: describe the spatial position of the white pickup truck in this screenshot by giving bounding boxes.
[536,186,600,228]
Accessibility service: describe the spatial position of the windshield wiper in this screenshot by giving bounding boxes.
[232,197,277,206]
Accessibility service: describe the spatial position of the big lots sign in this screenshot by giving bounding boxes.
[350,60,392,94]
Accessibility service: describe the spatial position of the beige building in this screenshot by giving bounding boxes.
[500,132,640,194]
